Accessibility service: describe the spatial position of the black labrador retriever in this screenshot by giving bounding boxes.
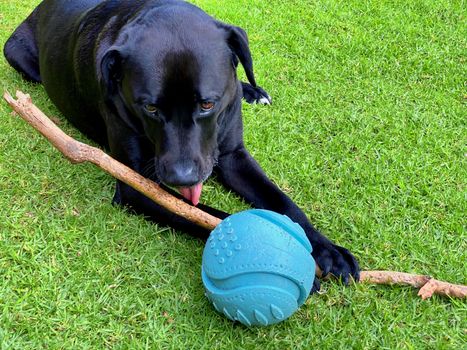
[4,0,359,291]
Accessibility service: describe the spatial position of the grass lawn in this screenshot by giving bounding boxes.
[1,0,466,348]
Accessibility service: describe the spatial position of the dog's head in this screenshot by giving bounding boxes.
[98,4,258,204]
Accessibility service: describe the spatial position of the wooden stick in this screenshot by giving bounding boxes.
[360,271,467,299]
[4,90,222,230]
[4,90,466,299]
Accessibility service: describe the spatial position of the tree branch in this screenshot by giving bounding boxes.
[3,90,221,230]
[360,271,467,299]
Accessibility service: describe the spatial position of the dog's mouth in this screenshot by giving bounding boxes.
[154,157,215,206]
[177,183,203,206]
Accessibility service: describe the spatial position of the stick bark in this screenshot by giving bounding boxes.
[4,90,466,299]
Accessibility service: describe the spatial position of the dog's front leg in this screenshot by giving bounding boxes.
[216,147,360,287]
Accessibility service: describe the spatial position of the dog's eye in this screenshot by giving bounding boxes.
[200,102,215,112]
[144,104,158,114]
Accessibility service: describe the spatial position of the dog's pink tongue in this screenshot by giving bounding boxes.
[178,183,203,206]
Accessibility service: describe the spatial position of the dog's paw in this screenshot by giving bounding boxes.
[241,82,272,105]
[310,275,321,294]
[312,242,360,285]
[112,186,122,206]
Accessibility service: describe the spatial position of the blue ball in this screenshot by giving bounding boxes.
[202,209,315,326]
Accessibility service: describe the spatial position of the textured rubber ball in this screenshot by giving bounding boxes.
[202,209,315,326]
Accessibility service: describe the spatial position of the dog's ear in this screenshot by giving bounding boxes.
[218,23,257,88]
[99,48,124,95]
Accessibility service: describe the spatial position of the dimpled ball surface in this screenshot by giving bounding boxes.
[202,209,315,326]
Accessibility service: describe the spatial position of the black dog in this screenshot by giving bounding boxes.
[4,0,359,291]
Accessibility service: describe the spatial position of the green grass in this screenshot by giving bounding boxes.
[1,0,466,348]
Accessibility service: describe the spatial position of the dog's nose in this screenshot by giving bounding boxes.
[163,161,199,186]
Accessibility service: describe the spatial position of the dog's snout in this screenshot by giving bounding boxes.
[173,162,194,179]
[162,160,199,186]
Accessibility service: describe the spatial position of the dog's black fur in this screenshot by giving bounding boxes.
[4,0,359,291]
